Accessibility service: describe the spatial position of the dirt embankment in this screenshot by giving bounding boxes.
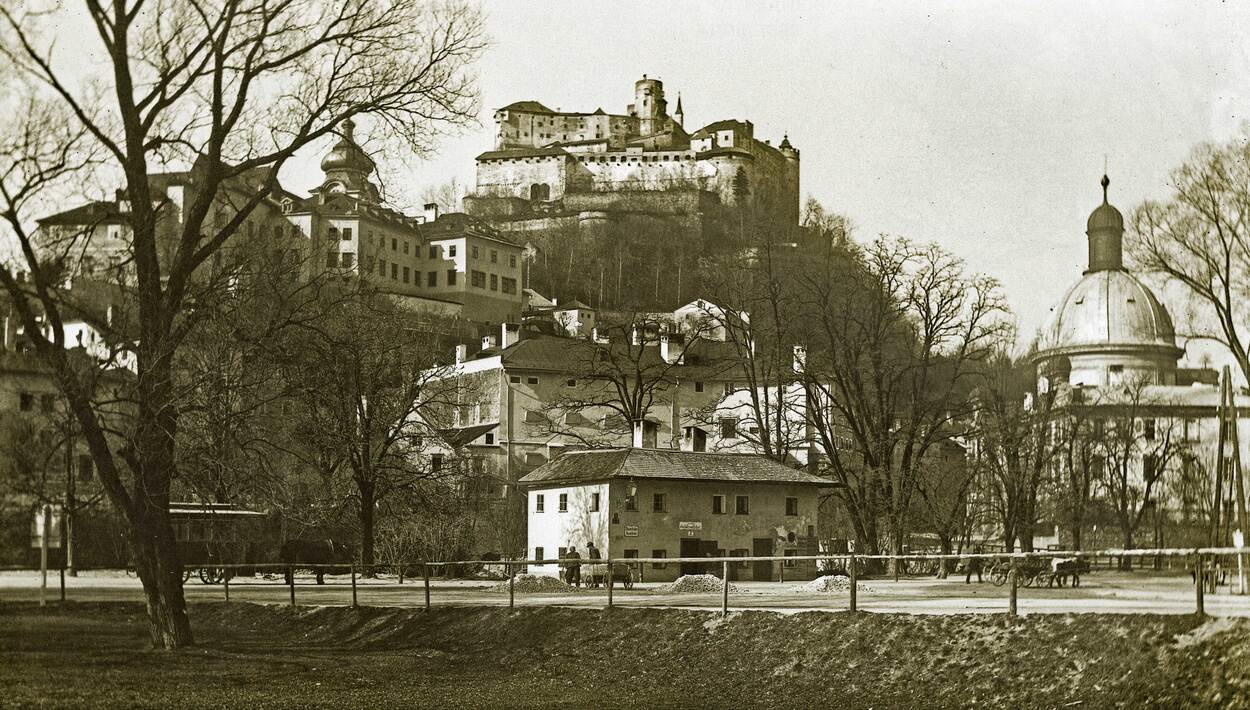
[4,602,1249,708]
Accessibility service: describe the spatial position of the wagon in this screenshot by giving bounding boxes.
[579,562,635,589]
[169,502,267,584]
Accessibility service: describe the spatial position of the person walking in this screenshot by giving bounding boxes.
[964,547,984,584]
[566,545,582,587]
[587,541,601,560]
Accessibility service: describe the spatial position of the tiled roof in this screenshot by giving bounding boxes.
[476,147,570,161]
[479,333,736,378]
[38,201,127,227]
[519,448,832,486]
[438,422,499,448]
[498,101,555,114]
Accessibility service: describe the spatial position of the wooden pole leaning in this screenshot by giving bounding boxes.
[607,562,614,609]
[721,560,730,617]
[1196,554,1206,616]
[351,565,358,608]
[1008,565,1018,617]
[848,555,857,612]
[423,563,431,612]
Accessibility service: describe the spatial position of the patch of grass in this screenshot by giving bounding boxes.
[0,602,1241,708]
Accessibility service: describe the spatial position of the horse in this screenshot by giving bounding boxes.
[1047,557,1089,588]
[279,538,352,585]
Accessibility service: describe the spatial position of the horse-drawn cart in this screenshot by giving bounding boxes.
[579,562,635,589]
[169,502,267,584]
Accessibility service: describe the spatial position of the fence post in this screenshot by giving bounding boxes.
[288,566,296,607]
[779,557,785,583]
[59,562,65,603]
[607,562,615,609]
[224,574,230,603]
[508,563,515,611]
[848,555,857,613]
[351,565,358,609]
[424,563,431,612]
[1195,554,1206,617]
[1008,564,1018,617]
[721,560,729,617]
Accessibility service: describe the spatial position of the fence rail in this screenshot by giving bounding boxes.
[12,546,1248,618]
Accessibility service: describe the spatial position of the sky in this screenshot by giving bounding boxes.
[282,0,1250,345]
[11,1,1250,358]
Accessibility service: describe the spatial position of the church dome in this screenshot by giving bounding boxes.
[1036,269,1180,356]
[1086,201,1123,233]
[319,119,375,174]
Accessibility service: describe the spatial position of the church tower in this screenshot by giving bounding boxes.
[313,119,381,204]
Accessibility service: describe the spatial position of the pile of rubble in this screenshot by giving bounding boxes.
[489,574,578,593]
[793,574,874,594]
[659,574,739,594]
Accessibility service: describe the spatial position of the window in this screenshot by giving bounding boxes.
[720,417,739,439]
[402,266,410,284]
[712,495,725,514]
[491,249,498,263]
[403,241,410,255]
[328,226,339,240]
[391,263,398,279]
[19,392,34,411]
[326,252,338,268]
[524,410,545,424]
[651,549,668,569]
[694,381,705,393]
[510,375,521,383]
[783,549,797,568]
[652,493,666,512]
[379,258,387,276]
[391,238,398,251]
[527,376,539,385]
[1144,418,1156,441]
[510,254,517,268]
[785,497,799,516]
[428,245,438,259]
[472,246,479,259]
[535,494,545,513]
[427,271,437,287]
[431,454,443,471]
[471,270,486,288]
[342,227,352,241]
[559,493,568,513]
[590,492,600,512]
[625,495,638,512]
[340,252,354,269]
[447,270,457,286]
[502,277,518,295]
[565,378,577,387]
[484,433,495,445]
[490,274,498,291]
[534,546,544,563]
[40,394,56,412]
[732,549,748,568]
[1110,364,1124,374]
[735,495,750,515]
[525,452,547,466]
[449,245,457,257]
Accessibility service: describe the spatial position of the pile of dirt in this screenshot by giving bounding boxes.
[488,574,577,593]
[658,574,739,594]
[793,574,874,594]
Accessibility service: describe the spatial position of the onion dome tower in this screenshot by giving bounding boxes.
[313,118,381,204]
[1033,175,1183,388]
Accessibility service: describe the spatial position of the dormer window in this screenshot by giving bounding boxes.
[281,199,293,214]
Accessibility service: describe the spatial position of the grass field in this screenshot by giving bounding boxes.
[1,601,1247,708]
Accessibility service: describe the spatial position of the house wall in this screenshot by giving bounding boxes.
[525,478,821,583]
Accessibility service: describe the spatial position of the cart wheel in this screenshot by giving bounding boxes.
[182,568,193,583]
[199,567,224,585]
[991,570,1007,587]
[1021,571,1035,588]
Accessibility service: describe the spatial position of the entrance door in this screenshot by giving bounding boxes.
[752,538,773,581]
[680,538,702,576]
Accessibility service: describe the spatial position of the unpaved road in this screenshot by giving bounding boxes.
[2,569,1246,616]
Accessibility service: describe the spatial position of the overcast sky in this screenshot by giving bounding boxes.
[283,0,1250,343]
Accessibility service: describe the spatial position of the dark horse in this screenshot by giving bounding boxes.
[280,539,351,585]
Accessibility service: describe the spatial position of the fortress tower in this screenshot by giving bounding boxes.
[629,75,669,137]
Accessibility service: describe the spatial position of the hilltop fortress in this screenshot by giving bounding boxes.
[463,76,800,238]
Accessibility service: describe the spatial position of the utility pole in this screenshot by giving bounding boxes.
[63,416,77,577]
[1226,367,1248,595]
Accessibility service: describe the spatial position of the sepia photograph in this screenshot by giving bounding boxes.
[2,1,1250,707]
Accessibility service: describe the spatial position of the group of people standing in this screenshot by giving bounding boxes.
[559,542,600,587]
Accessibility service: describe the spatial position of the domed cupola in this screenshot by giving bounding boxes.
[1085,174,1124,273]
[314,118,380,204]
[1033,174,1183,388]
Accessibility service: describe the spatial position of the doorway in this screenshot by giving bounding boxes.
[752,538,773,581]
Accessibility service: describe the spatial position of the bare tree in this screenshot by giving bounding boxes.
[798,236,1009,563]
[1129,135,1250,384]
[0,0,483,647]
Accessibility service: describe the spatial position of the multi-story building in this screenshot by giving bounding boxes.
[464,75,801,239]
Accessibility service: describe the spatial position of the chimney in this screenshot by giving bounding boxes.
[592,326,609,344]
[423,202,439,224]
[501,322,520,349]
[659,332,684,364]
[632,420,645,448]
[481,334,498,350]
[792,345,806,373]
[454,344,468,363]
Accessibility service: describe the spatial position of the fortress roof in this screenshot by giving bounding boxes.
[497,101,555,114]
[476,146,571,161]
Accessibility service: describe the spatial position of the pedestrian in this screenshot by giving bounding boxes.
[587,541,601,560]
[965,547,984,584]
[566,544,581,587]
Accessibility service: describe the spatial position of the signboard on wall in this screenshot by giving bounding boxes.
[624,525,639,537]
[679,521,702,537]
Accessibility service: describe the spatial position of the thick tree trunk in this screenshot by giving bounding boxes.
[131,501,193,648]
[1120,530,1135,571]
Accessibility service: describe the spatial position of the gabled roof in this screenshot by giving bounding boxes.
[438,422,499,448]
[519,448,832,487]
[38,201,128,227]
[498,101,555,114]
[476,147,571,161]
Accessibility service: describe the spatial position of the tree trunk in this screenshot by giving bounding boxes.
[131,501,193,648]
[1120,531,1134,571]
[1071,525,1082,552]
[359,481,376,574]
